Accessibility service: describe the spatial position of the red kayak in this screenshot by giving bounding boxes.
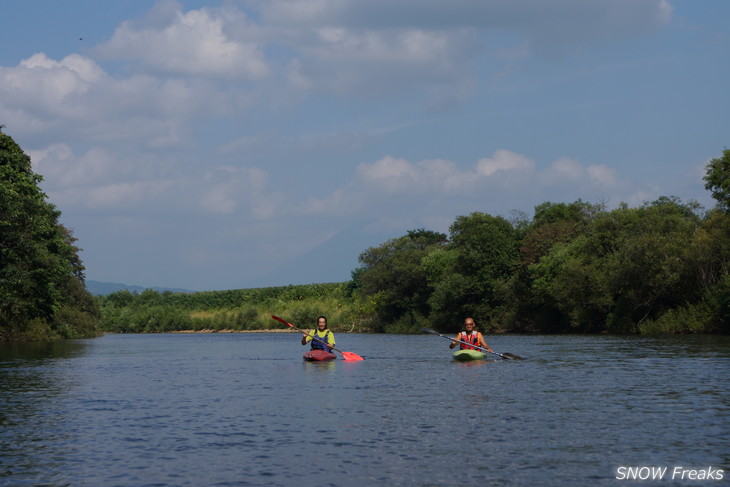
[303,349,337,361]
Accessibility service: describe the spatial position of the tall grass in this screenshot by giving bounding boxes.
[97,283,379,333]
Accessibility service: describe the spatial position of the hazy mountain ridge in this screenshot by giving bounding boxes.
[86,280,195,296]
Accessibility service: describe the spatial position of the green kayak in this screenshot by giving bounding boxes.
[453,349,486,362]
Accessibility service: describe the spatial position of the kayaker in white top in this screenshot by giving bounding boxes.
[449,317,493,353]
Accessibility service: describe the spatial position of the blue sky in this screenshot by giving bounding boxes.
[1,0,728,291]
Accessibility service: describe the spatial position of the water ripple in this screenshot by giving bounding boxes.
[1,333,728,486]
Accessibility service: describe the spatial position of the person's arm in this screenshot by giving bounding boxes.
[449,332,461,349]
[478,333,493,353]
[301,330,312,346]
[326,331,335,349]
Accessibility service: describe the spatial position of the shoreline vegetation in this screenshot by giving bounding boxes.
[3,127,730,341]
[170,329,299,333]
[96,282,379,335]
[1,128,100,343]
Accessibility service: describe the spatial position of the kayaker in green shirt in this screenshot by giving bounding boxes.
[449,317,493,353]
[301,315,336,351]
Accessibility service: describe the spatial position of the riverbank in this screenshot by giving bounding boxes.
[170,328,297,333]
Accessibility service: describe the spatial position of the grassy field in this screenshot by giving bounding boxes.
[97,282,380,333]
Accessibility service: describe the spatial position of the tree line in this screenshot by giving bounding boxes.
[1,128,101,341]
[353,150,729,334]
[2,125,728,339]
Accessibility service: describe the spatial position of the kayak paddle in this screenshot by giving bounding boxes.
[421,327,523,360]
[272,315,364,361]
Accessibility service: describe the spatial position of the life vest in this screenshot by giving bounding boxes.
[459,331,480,350]
[308,329,334,350]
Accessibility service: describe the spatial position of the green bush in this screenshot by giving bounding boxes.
[0,318,61,342]
[638,302,713,334]
[53,307,102,338]
[97,283,377,333]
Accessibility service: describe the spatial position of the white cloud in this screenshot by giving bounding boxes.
[357,155,417,190]
[0,53,104,113]
[1,52,241,149]
[200,166,275,218]
[475,149,534,177]
[357,155,466,194]
[1,0,675,138]
[245,0,673,100]
[542,157,619,190]
[30,141,622,233]
[280,27,477,99]
[543,157,587,184]
[357,150,537,195]
[29,144,120,187]
[311,28,457,64]
[30,145,281,220]
[20,53,106,84]
[586,164,618,188]
[94,1,269,80]
[346,150,635,220]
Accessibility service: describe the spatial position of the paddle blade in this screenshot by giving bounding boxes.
[271,315,292,327]
[341,351,364,361]
[501,353,524,360]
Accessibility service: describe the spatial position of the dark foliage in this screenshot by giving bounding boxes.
[0,129,101,341]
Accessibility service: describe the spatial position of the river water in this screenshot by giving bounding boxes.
[1,333,728,486]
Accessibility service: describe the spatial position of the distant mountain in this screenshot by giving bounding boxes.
[87,220,402,294]
[253,219,401,288]
[86,280,195,296]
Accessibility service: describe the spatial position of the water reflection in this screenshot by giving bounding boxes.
[0,340,88,363]
[0,340,89,486]
[302,359,337,373]
[453,358,495,368]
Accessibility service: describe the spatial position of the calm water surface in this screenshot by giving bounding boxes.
[1,333,728,486]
